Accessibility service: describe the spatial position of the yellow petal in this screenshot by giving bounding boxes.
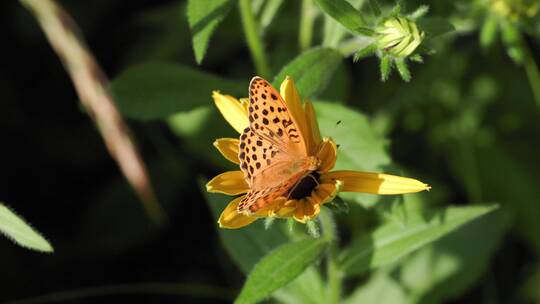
[218,196,258,229]
[325,170,430,194]
[214,138,240,164]
[317,137,337,173]
[304,101,322,151]
[206,171,248,195]
[280,77,310,153]
[212,91,249,134]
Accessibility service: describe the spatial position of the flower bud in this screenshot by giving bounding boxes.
[375,16,425,58]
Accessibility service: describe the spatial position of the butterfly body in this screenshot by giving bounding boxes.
[237,77,320,214]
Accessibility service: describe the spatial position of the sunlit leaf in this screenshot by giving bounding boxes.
[235,238,329,304]
[0,203,53,253]
[273,47,343,98]
[340,204,498,276]
[314,0,366,35]
[187,0,235,64]
[112,62,244,121]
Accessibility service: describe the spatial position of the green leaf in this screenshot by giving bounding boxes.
[0,203,53,253]
[480,14,499,49]
[380,56,392,82]
[273,47,343,98]
[314,102,391,208]
[187,0,235,64]
[272,266,327,304]
[235,238,329,304]
[344,268,408,304]
[501,22,524,64]
[417,17,455,38]
[340,204,499,276]
[399,206,509,304]
[259,0,285,32]
[395,59,411,82]
[353,43,377,61]
[314,0,367,35]
[408,4,429,20]
[367,0,381,17]
[201,180,288,273]
[112,62,244,121]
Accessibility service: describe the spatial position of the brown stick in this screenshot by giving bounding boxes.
[19,0,166,225]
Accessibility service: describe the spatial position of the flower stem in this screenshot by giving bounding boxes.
[239,0,271,77]
[522,39,540,112]
[319,209,342,304]
[299,0,315,51]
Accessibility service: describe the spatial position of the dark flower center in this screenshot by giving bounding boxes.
[288,172,320,200]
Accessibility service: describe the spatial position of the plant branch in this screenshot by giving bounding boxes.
[19,0,166,225]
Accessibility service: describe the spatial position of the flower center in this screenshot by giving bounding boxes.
[288,172,320,200]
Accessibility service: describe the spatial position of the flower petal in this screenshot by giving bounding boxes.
[325,170,430,194]
[218,196,258,229]
[280,77,311,153]
[212,91,249,134]
[206,171,248,195]
[304,101,322,151]
[317,137,337,173]
[214,138,240,164]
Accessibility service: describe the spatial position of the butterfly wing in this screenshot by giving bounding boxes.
[237,77,311,214]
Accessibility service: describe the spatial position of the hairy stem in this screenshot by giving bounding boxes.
[19,0,166,225]
[319,210,342,304]
[239,0,271,77]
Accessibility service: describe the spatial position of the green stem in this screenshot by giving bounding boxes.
[239,0,270,77]
[319,210,342,304]
[299,0,315,51]
[522,40,540,112]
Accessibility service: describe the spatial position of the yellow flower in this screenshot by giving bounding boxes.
[208,77,430,229]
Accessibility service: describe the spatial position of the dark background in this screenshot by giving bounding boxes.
[1,0,540,303]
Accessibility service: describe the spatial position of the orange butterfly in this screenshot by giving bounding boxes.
[237,77,321,214]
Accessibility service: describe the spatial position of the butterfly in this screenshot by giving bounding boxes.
[237,76,320,214]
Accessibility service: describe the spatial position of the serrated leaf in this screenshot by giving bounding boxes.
[111,62,244,121]
[200,180,288,273]
[235,238,329,304]
[0,203,53,253]
[187,0,234,64]
[273,47,343,98]
[314,102,391,208]
[340,204,499,276]
[314,0,367,35]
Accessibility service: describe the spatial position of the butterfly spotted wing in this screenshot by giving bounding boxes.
[237,77,313,214]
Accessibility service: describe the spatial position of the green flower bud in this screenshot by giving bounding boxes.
[490,0,540,21]
[375,16,425,58]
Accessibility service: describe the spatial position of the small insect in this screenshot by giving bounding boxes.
[237,77,320,214]
[336,120,342,125]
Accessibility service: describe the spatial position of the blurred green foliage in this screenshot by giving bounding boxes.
[4,0,540,303]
